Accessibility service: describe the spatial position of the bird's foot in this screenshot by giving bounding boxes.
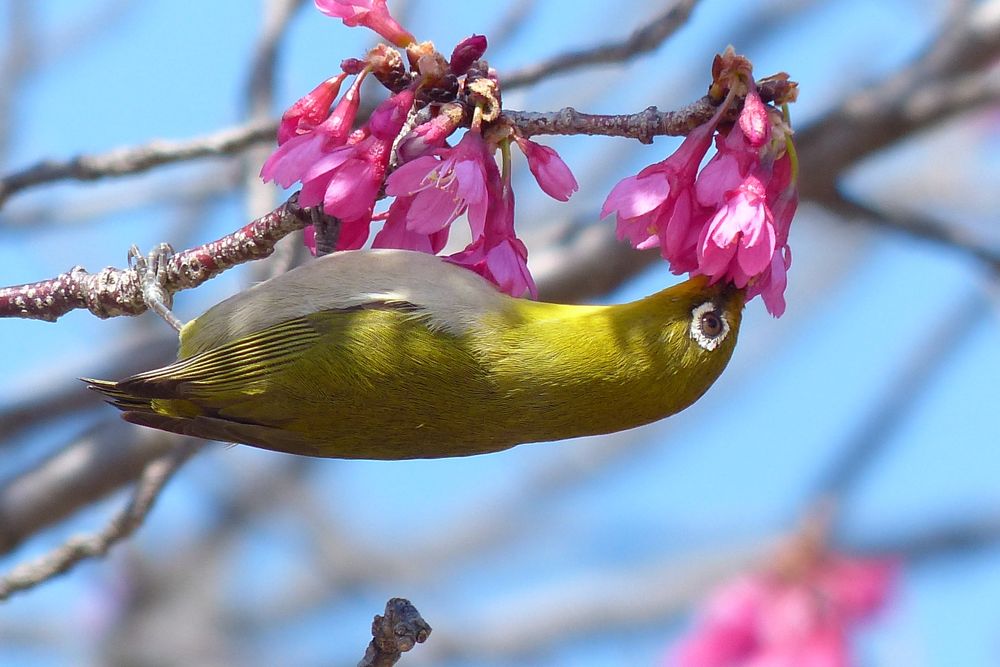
[128,243,184,332]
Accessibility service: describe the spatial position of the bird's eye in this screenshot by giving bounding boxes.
[690,301,730,351]
[700,311,723,337]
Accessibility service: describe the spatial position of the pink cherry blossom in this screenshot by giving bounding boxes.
[695,130,755,210]
[395,105,463,162]
[298,89,414,226]
[515,136,578,202]
[385,129,494,239]
[602,68,799,316]
[266,87,413,255]
[372,198,450,254]
[260,74,364,188]
[601,117,719,270]
[277,74,347,145]
[485,236,535,298]
[314,0,414,47]
[445,159,536,298]
[669,552,896,667]
[745,153,796,316]
[697,174,776,288]
[695,125,797,316]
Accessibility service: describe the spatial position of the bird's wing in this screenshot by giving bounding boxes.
[112,316,322,398]
[88,300,494,457]
[179,249,509,357]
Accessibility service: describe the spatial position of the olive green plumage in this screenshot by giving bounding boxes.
[88,249,744,459]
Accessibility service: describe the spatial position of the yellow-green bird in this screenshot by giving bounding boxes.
[88,249,744,459]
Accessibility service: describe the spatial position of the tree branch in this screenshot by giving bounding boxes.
[505,76,795,143]
[0,423,186,556]
[826,196,1000,272]
[0,193,313,322]
[502,0,700,89]
[794,2,1000,204]
[0,440,197,600]
[0,119,276,207]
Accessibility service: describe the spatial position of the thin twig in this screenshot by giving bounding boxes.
[502,0,700,89]
[0,119,276,207]
[504,102,713,144]
[505,76,795,143]
[0,424,183,556]
[0,164,242,228]
[829,197,1000,272]
[0,440,197,601]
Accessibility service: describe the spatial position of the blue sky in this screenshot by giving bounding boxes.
[1,1,998,665]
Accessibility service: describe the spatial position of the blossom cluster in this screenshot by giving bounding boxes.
[669,544,896,667]
[261,4,797,312]
[602,51,798,316]
[260,0,577,298]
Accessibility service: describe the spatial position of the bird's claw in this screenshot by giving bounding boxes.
[129,243,184,332]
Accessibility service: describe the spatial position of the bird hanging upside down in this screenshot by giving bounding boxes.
[88,249,743,459]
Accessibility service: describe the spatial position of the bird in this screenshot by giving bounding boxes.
[87,249,744,460]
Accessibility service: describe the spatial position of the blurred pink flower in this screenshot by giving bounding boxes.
[669,552,897,667]
[515,136,578,202]
[314,0,414,47]
[385,129,495,239]
[277,74,347,145]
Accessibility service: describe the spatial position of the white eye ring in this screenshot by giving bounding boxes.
[690,301,730,351]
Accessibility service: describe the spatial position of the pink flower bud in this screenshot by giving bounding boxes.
[277,74,347,145]
[260,74,365,188]
[368,88,414,139]
[738,87,770,147]
[339,57,366,74]
[450,34,488,74]
[515,137,578,202]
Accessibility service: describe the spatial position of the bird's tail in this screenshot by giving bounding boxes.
[84,378,157,414]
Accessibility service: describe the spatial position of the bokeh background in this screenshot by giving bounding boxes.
[1,0,999,665]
